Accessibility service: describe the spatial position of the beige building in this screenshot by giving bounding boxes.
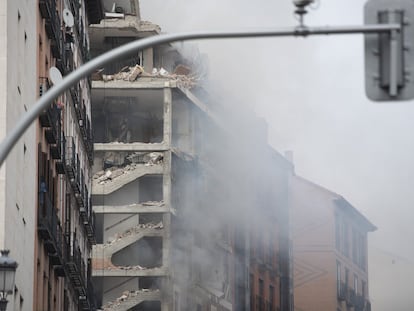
[0,0,37,310]
[291,176,376,311]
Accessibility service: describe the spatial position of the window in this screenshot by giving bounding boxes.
[336,261,341,295]
[359,234,366,271]
[335,214,341,250]
[362,280,366,298]
[345,268,349,288]
[354,274,358,294]
[352,228,358,264]
[343,222,349,257]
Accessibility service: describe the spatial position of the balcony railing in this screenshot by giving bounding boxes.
[38,180,65,276]
[64,233,87,294]
[56,134,66,174]
[346,289,356,307]
[40,0,62,59]
[78,279,97,310]
[68,84,94,164]
[63,137,95,244]
[81,195,96,245]
[337,282,346,301]
[64,137,81,193]
[39,0,53,20]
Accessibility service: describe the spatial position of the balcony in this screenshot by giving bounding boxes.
[56,135,66,174]
[39,0,53,20]
[346,288,356,307]
[64,234,87,295]
[40,104,61,147]
[69,85,94,164]
[78,279,97,310]
[337,282,346,301]
[64,137,81,194]
[81,197,96,245]
[37,181,65,276]
[41,0,62,59]
[62,43,74,75]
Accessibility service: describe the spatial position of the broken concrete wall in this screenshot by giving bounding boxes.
[93,175,163,206]
[103,213,139,243]
[101,276,139,304]
[172,99,194,154]
[112,236,163,268]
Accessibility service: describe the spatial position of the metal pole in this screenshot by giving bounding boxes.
[0,24,401,166]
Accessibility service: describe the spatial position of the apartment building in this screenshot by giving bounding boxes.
[86,2,296,310]
[249,147,293,311]
[291,176,376,311]
[35,0,98,310]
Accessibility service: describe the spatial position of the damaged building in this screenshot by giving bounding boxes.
[85,1,293,310]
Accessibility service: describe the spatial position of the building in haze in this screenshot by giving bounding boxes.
[1,1,293,310]
[291,175,376,311]
[87,1,293,310]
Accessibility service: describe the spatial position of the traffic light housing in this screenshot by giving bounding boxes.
[365,0,414,101]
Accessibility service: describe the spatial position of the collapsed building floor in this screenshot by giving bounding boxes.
[89,5,235,310]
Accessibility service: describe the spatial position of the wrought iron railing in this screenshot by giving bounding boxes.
[38,180,65,274]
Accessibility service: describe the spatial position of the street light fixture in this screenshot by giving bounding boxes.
[0,250,18,311]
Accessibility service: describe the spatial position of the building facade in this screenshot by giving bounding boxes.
[249,147,293,311]
[0,0,102,310]
[87,2,294,311]
[34,0,100,310]
[291,176,376,311]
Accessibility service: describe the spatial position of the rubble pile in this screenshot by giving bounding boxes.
[140,200,165,207]
[102,289,160,310]
[126,152,163,165]
[104,222,164,247]
[93,64,198,88]
[93,152,163,185]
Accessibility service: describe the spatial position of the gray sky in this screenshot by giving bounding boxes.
[140,0,414,309]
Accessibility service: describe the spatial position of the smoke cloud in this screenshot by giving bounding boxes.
[140,0,414,310]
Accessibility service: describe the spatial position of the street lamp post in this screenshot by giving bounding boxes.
[0,250,18,311]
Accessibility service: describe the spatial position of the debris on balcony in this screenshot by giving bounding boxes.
[102,65,144,82]
[140,200,165,206]
[126,152,163,165]
[101,289,160,310]
[93,64,198,88]
[104,222,164,247]
[173,64,192,76]
[93,152,163,184]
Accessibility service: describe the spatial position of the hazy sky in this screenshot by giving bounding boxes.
[140,0,414,309]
